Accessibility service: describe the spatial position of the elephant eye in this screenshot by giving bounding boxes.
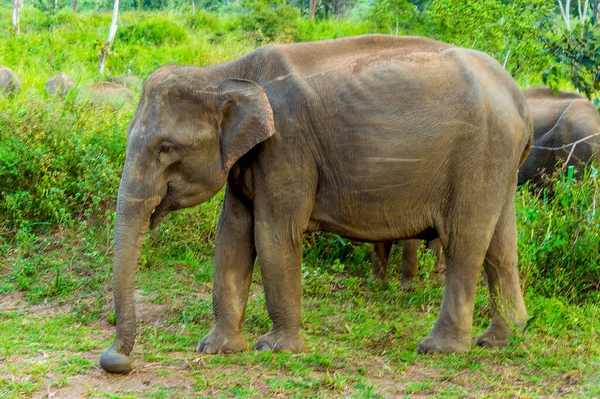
[158,141,176,154]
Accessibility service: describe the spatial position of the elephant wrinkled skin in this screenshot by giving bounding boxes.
[375,87,600,285]
[100,34,532,373]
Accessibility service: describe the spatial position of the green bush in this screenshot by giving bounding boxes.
[117,16,188,46]
[0,96,129,228]
[240,0,300,43]
[516,166,600,303]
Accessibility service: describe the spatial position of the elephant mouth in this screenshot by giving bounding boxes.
[149,187,176,230]
[149,207,166,230]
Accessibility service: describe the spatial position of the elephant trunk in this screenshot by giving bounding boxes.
[100,172,161,374]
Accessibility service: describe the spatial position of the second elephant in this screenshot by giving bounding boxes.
[373,87,600,283]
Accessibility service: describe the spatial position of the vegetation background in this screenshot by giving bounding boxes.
[0,0,599,397]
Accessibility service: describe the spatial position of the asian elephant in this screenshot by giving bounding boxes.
[372,87,600,284]
[99,34,532,374]
[82,82,135,105]
[45,72,75,97]
[371,239,444,285]
[108,74,143,91]
[0,66,21,96]
[518,87,600,184]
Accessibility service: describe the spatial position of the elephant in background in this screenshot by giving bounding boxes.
[45,72,75,97]
[99,34,532,374]
[107,74,142,91]
[0,66,21,96]
[371,239,444,285]
[81,82,135,105]
[372,87,600,284]
[518,87,600,184]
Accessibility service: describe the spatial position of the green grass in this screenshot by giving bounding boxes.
[1,5,599,398]
[2,259,599,397]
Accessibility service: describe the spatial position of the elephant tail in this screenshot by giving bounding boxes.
[518,107,534,168]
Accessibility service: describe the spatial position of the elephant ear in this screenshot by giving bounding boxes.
[217,78,276,172]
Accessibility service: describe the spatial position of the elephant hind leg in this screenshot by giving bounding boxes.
[476,198,527,348]
[371,241,392,281]
[417,196,505,354]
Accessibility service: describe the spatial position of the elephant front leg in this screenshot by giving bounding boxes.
[253,223,305,352]
[198,189,255,354]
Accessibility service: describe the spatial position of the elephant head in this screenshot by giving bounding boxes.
[100,66,275,373]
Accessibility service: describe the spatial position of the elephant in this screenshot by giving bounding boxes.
[99,34,532,374]
[81,82,135,105]
[372,87,600,285]
[518,87,600,184]
[45,72,75,97]
[0,66,21,96]
[107,74,142,91]
[371,239,444,285]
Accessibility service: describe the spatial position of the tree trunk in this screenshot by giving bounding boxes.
[99,0,120,75]
[309,0,316,20]
[191,0,195,13]
[593,0,598,24]
[12,0,20,35]
[577,0,589,24]
[73,0,77,12]
[557,0,572,30]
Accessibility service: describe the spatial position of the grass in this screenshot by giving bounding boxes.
[1,5,599,398]
[2,253,599,397]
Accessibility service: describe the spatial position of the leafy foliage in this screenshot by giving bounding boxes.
[117,16,188,45]
[239,0,301,43]
[0,96,129,228]
[542,23,600,103]
[426,0,555,79]
[517,167,600,303]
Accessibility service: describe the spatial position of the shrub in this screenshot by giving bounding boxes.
[517,166,600,303]
[117,17,188,46]
[240,0,300,43]
[0,96,130,228]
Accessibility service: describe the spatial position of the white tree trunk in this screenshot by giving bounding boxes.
[192,0,195,13]
[12,0,20,35]
[99,0,119,75]
[578,0,590,24]
[557,0,572,30]
[309,0,316,20]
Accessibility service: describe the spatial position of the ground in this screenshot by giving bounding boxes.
[2,262,599,398]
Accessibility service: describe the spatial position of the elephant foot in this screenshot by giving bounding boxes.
[197,327,248,354]
[417,333,470,354]
[400,277,415,289]
[475,326,511,348]
[254,329,304,352]
[100,346,132,374]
